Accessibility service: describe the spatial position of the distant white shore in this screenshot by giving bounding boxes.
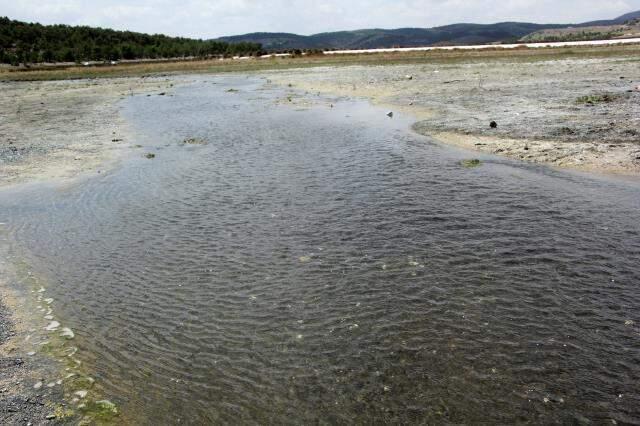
[324,37,640,55]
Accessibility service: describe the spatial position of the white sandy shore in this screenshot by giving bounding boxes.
[325,38,640,55]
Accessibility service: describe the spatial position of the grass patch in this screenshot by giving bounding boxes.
[461,159,482,168]
[576,93,618,104]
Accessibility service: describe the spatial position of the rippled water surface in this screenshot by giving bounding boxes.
[2,76,640,424]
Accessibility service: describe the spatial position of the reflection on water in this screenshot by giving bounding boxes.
[2,76,640,424]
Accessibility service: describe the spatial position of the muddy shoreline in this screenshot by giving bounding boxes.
[0,77,175,188]
[266,56,640,175]
[0,78,177,424]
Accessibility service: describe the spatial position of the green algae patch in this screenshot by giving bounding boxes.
[461,159,482,168]
[575,93,622,105]
[79,400,119,423]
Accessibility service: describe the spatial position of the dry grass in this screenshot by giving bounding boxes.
[1,44,639,81]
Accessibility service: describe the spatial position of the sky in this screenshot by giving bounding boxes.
[1,0,640,38]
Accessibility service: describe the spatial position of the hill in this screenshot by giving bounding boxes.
[522,11,640,42]
[0,17,262,65]
[219,10,640,51]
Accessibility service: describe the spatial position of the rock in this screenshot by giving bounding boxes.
[60,328,75,339]
[74,390,88,399]
[144,153,156,159]
[386,111,394,118]
[490,121,498,129]
[33,382,43,390]
[405,75,413,80]
[45,321,60,331]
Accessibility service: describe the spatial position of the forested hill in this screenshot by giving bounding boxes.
[220,10,640,51]
[0,17,262,65]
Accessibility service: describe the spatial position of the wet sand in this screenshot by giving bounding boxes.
[266,56,640,175]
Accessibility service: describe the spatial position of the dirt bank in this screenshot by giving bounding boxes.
[266,56,640,175]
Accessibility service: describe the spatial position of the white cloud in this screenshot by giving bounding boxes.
[1,0,639,38]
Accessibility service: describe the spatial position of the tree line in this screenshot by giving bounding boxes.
[0,17,263,65]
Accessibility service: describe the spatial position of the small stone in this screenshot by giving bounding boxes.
[60,328,75,339]
[46,414,56,420]
[624,320,634,326]
[74,390,88,398]
[33,381,43,390]
[45,321,60,331]
[490,121,498,129]
[386,111,394,118]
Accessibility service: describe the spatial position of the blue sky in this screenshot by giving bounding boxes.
[1,0,639,38]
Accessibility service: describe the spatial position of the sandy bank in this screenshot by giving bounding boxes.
[266,56,640,175]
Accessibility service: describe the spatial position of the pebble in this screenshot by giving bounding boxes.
[60,328,75,339]
[45,321,60,331]
[74,390,88,398]
[33,381,43,390]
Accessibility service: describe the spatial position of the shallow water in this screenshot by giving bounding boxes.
[2,75,640,424]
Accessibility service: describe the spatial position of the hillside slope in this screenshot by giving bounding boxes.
[219,10,640,51]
